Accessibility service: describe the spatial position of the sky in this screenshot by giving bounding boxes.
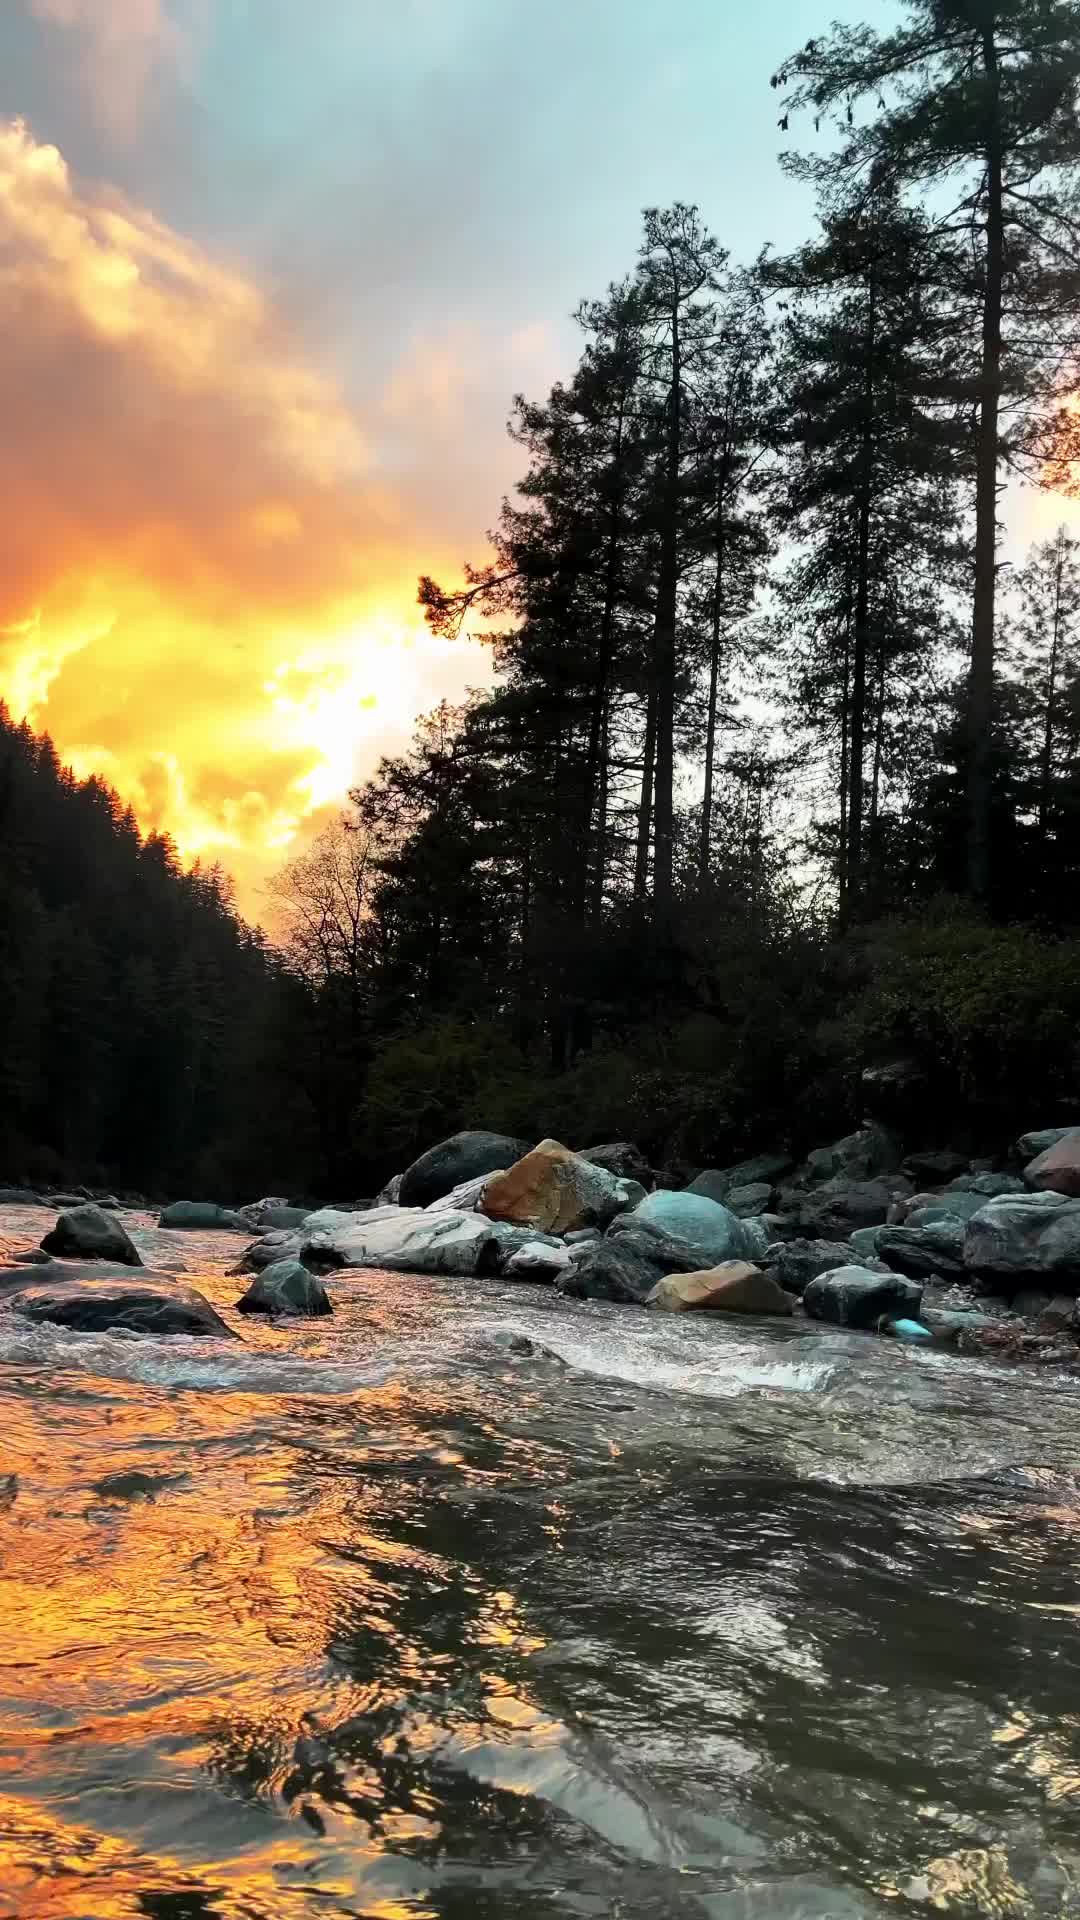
[0,0,906,918]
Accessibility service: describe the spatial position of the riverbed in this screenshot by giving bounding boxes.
[1,1200,1079,1917]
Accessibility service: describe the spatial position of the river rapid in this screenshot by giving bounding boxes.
[1,1203,1079,1918]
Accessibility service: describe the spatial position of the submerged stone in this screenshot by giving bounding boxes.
[803,1265,922,1330]
[158,1201,247,1231]
[41,1203,142,1267]
[236,1259,332,1317]
[4,1269,234,1337]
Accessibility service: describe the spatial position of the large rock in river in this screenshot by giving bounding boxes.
[481,1139,638,1234]
[610,1189,754,1267]
[646,1262,794,1316]
[964,1193,1080,1288]
[398,1131,531,1210]
[1024,1129,1080,1198]
[305,1206,512,1279]
[159,1201,247,1231]
[3,1266,233,1337]
[803,1265,923,1330]
[41,1203,141,1267]
[236,1259,331,1317]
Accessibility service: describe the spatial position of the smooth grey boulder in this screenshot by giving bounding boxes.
[305,1206,511,1278]
[964,1193,1080,1287]
[803,1265,923,1330]
[4,1269,234,1337]
[41,1203,142,1267]
[610,1190,754,1267]
[921,1307,1007,1340]
[876,1220,966,1279]
[504,1240,573,1282]
[374,1173,403,1206]
[579,1142,653,1186]
[158,1201,247,1231]
[236,1259,331,1317]
[398,1131,532,1210]
[762,1239,865,1297]
[0,1187,40,1205]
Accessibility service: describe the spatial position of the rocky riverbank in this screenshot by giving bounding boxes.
[4,1118,1080,1364]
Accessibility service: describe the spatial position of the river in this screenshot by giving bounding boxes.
[0,1201,1079,1917]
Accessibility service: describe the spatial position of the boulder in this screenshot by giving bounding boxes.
[305,1206,511,1279]
[875,1220,966,1279]
[424,1174,489,1213]
[44,1191,89,1208]
[761,1238,866,1297]
[1024,1129,1080,1198]
[158,1201,247,1231]
[236,1260,332,1317]
[557,1235,671,1305]
[725,1181,774,1218]
[646,1262,794,1316]
[901,1150,970,1186]
[578,1142,653,1185]
[610,1189,754,1267]
[849,1225,887,1262]
[0,1187,39,1205]
[4,1269,234,1337]
[1011,1287,1076,1330]
[238,1199,311,1233]
[921,1307,1008,1344]
[504,1240,574,1282]
[1016,1127,1072,1165]
[947,1172,1024,1197]
[398,1132,532,1210]
[565,1227,602,1246]
[907,1193,989,1226]
[374,1173,403,1206]
[686,1154,793,1204]
[481,1140,637,1234]
[964,1193,1080,1288]
[41,1204,142,1267]
[803,1265,923,1330]
[783,1176,912,1239]
[802,1125,901,1186]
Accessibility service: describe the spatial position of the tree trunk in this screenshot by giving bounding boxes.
[651,298,681,918]
[967,24,1004,903]
[633,686,657,901]
[699,473,727,884]
[848,245,878,909]
[838,597,852,924]
[583,399,626,921]
[1040,528,1065,840]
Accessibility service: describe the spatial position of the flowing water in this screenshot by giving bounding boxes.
[1,1203,1080,1918]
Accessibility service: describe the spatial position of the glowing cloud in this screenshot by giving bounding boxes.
[0,120,482,918]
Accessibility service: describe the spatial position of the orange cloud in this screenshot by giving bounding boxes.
[0,120,484,918]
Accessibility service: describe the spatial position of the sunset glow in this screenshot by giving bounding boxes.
[0,118,484,917]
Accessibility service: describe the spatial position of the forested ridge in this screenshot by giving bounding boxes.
[8,0,1080,1200]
